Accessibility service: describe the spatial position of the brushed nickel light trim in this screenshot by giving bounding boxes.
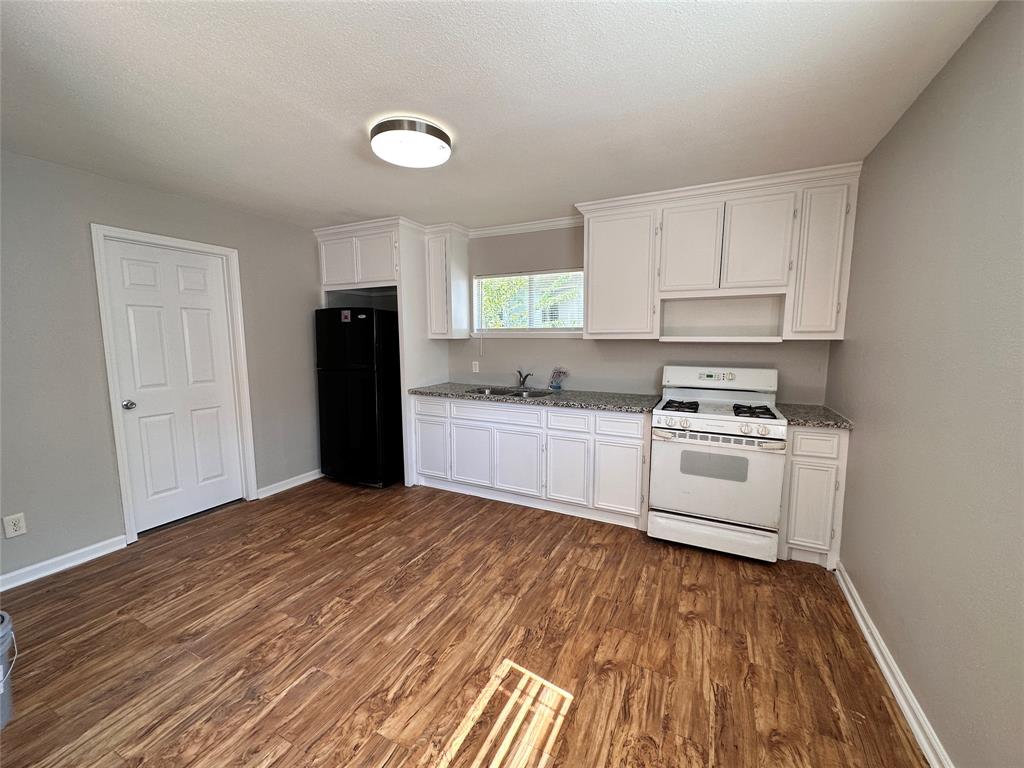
[369,117,452,168]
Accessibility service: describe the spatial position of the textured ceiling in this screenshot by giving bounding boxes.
[1,1,992,229]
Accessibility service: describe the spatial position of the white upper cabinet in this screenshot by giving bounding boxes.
[355,231,397,283]
[425,225,470,339]
[720,191,796,289]
[785,183,855,339]
[583,208,658,338]
[659,201,724,292]
[577,163,861,341]
[320,237,358,285]
[315,222,398,288]
[426,235,449,335]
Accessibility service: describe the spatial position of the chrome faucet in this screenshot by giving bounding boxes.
[515,369,533,389]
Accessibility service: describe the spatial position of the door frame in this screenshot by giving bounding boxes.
[91,224,258,543]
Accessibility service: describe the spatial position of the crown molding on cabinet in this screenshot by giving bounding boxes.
[314,218,473,241]
[575,162,863,214]
[314,216,428,240]
[425,222,470,238]
[467,215,583,239]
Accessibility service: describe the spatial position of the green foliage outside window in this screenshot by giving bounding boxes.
[475,271,583,331]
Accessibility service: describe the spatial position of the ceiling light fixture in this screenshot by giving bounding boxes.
[369,117,452,168]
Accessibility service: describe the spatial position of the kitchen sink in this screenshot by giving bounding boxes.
[468,386,550,399]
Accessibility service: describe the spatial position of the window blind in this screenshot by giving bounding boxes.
[473,270,584,331]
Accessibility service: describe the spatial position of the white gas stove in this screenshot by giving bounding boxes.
[647,366,788,562]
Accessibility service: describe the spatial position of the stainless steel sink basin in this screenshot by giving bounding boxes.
[468,386,550,399]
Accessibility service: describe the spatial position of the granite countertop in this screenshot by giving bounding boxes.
[777,403,853,430]
[409,382,660,414]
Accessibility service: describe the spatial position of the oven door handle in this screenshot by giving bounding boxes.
[652,429,787,453]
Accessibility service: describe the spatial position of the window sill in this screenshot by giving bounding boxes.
[470,331,584,339]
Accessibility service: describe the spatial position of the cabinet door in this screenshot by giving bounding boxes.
[320,238,357,285]
[451,422,493,487]
[789,184,848,335]
[355,231,396,284]
[593,439,643,515]
[585,209,658,337]
[545,433,591,506]
[659,201,724,291]
[414,418,448,479]
[721,192,796,288]
[494,428,544,497]
[785,459,837,551]
[426,234,450,336]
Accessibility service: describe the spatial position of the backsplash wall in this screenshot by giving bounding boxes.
[453,227,831,403]
[448,338,830,403]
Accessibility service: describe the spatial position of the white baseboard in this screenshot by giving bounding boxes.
[0,535,127,592]
[418,476,641,530]
[835,562,954,768]
[257,469,323,499]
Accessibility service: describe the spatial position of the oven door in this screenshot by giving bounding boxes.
[649,429,786,530]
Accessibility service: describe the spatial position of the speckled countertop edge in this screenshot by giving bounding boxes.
[409,382,659,414]
[776,403,853,430]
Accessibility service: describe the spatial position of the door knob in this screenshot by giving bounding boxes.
[121,399,137,410]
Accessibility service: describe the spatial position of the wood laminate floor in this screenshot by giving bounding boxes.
[1,480,925,767]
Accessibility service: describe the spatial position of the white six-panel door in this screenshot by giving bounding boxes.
[94,227,251,536]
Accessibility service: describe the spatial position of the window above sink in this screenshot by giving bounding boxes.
[472,269,584,338]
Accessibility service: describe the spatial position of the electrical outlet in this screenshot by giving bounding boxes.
[3,513,27,538]
[472,361,480,373]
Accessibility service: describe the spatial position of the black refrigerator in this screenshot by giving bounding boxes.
[315,308,404,487]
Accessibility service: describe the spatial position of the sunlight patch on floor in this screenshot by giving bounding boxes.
[438,659,574,768]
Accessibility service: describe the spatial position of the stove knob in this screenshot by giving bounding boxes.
[757,424,769,436]
[664,416,677,427]
[740,423,753,435]
[679,417,691,429]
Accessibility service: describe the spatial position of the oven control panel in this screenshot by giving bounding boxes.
[698,371,736,382]
[652,414,787,440]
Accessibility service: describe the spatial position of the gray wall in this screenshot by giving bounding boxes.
[452,227,832,403]
[825,4,1023,765]
[1,151,321,574]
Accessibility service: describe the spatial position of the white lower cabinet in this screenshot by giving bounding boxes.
[593,439,645,515]
[451,423,493,487]
[780,426,849,568]
[545,433,591,506]
[494,427,544,497]
[785,460,837,550]
[414,398,649,528]
[414,418,448,479]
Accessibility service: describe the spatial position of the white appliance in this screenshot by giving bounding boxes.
[647,366,788,562]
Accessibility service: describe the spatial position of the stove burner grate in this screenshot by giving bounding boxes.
[732,404,776,419]
[662,400,699,413]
